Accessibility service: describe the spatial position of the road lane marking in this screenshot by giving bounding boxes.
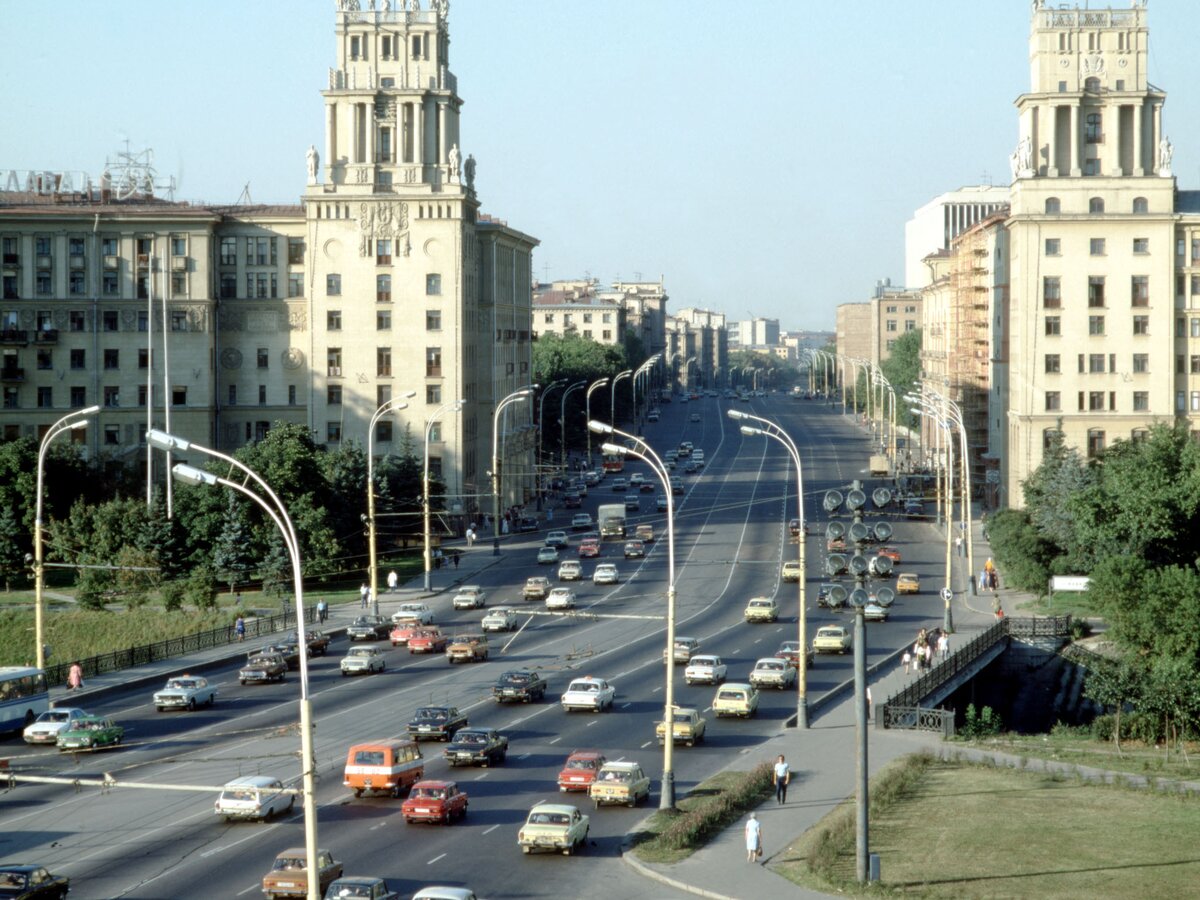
[586,719,598,727]
[427,853,446,865]
[237,884,261,896]
[474,772,489,780]
[483,824,500,835]
[754,638,763,644]
[641,741,653,748]
[517,753,530,760]
[548,736,561,744]
[651,685,662,693]
[731,647,741,654]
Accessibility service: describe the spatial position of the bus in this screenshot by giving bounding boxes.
[0,667,50,733]
[601,454,625,474]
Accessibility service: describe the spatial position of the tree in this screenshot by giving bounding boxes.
[212,495,255,593]
[880,329,922,429]
[1021,429,1094,564]
[985,508,1055,593]
[532,332,626,386]
[113,545,161,610]
[0,505,25,591]
[259,530,290,599]
[138,492,185,581]
[1083,655,1145,755]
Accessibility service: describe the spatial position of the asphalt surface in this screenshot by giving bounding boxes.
[0,393,955,900]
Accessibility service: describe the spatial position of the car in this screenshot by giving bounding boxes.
[341,645,386,676]
[692,449,705,464]
[812,624,853,654]
[897,572,921,594]
[291,629,330,657]
[683,461,699,474]
[689,412,701,422]
[789,518,805,537]
[750,656,798,690]
[623,540,645,559]
[656,707,707,746]
[636,523,656,542]
[712,683,760,718]
[904,498,926,517]
[261,638,305,669]
[452,586,487,609]
[391,602,435,626]
[407,627,449,654]
[578,538,601,558]
[343,739,425,798]
[22,707,86,745]
[684,654,727,685]
[56,714,123,751]
[647,410,660,422]
[623,494,640,511]
[593,563,619,585]
[863,602,889,622]
[744,596,779,623]
[261,848,342,899]
[561,676,615,712]
[781,560,802,582]
[878,546,902,563]
[443,728,508,767]
[537,546,560,565]
[629,473,645,488]
[665,636,701,664]
[348,616,390,641]
[518,803,590,855]
[411,889,480,900]
[570,513,593,530]
[153,674,217,711]
[493,669,548,703]
[523,576,552,601]
[446,634,489,663]
[517,516,539,533]
[401,780,469,824]
[670,476,685,495]
[482,606,519,632]
[546,587,576,610]
[215,775,294,822]
[239,652,288,684]
[677,442,693,456]
[407,706,468,741]
[0,866,69,899]
[544,530,570,549]
[655,495,669,511]
[322,877,400,900]
[390,622,428,647]
[557,750,607,791]
[611,477,627,491]
[563,492,583,509]
[775,639,815,669]
[558,560,583,581]
[589,760,651,808]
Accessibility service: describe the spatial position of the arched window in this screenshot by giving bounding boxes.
[1045,197,1061,214]
[1084,76,1101,93]
[1089,197,1105,214]
[1132,196,1149,214]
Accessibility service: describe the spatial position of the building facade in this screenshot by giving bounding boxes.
[905,186,1011,289]
[532,280,625,345]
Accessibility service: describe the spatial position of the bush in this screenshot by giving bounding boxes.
[183,566,218,610]
[960,703,1003,739]
[654,763,773,852]
[161,580,185,612]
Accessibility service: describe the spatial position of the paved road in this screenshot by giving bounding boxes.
[0,393,955,900]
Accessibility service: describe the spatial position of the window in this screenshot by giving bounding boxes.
[136,274,149,300]
[1045,391,1061,411]
[171,272,186,297]
[1045,197,1061,214]
[326,274,341,296]
[34,236,51,256]
[220,237,237,266]
[377,347,392,377]
[426,384,441,404]
[37,386,52,408]
[1133,316,1150,335]
[70,386,85,406]
[70,349,85,369]
[1045,316,1061,336]
[426,273,442,295]
[376,240,392,265]
[288,237,304,265]
[104,424,119,445]
[66,271,84,295]
[327,385,342,405]
[350,35,361,59]
[170,235,186,257]
[885,320,897,332]
[327,348,342,377]
[1043,276,1061,308]
[1133,197,1149,214]
[544,313,554,324]
[426,310,441,331]
[1045,238,1061,256]
[1131,276,1149,307]
[257,385,266,406]
[327,310,342,330]
[1134,354,1149,374]
[101,271,118,295]
[1088,276,1105,307]
[1088,315,1105,336]
[1133,391,1149,411]
[602,313,612,323]
[138,348,149,369]
[104,349,119,370]
[376,385,391,406]
[1084,159,1101,176]
[220,274,237,299]
[376,274,391,302]
[371,419,393,443]
[170,311,188,332]
[1089,197,1105,214]
[1179,392,1188,412]
[327,422,342,442]
[103,386,119,407]
[288,385,296,405]
[426,347,442,377]
[257,348,269,369]
[382,35,392,58]
[228,385,237,406]
[1045,354,1060,374]
[36,349,52,370]
[376,310,392,331]
[1134,238,1150,255]
[1194,393,1200,412]
[35,270,51,295]
[1085,113,1102,143]
[429,422,442,443]
[1192,319,1200,338]
[173,387,187,406]
[1089,354,1105,374]
[1090,238,1106,256]
[602,329,612,340]
[102,311,118,332]
[288,273,303,298]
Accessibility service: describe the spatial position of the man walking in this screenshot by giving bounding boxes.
[360,583,369,609]
[937,632,949,660]
[387,569,398,593]
[773,754,790,804]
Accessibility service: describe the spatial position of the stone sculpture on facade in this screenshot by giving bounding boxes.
[448,143,460,181]
[1159,136,1174,175]
[464,153,476,189]
[306,145,320,184]
[1010,135,1033,181]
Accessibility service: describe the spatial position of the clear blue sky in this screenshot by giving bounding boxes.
[3,1,1198,331]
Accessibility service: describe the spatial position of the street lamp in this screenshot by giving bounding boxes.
[585,377,609,466]
[492,388,533,555]
[424,399,464,591]
[366,392,416,615]
[589,420,678,809]
[906,399,956,634]
[924,390,975,596]
[632,355,661,426]
[33,405,100,670]
[148,432,320,900]
[537,379,567,474]
[560,380,587,468]
[729,408,809,728]
[610,369,632,426]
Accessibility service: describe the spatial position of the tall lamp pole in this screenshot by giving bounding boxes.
[926,391,975,596]
[492,388,533,555]
[609,369,632,427]
[33,405,100,670]
[560,380,587,467]
[367,392,415,615]
[590,420,678,809]
[424,399,464,591]
[585,377,609,466]
[538,379,567,473]
[907,399,956,633]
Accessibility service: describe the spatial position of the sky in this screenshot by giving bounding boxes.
[4,0,1200,332]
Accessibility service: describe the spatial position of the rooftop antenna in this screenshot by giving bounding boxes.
[236,183,253,206]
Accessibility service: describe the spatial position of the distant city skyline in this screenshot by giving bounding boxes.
[4,0,1199,330]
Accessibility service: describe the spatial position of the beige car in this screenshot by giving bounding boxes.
[589,761,651,808]
[781,560,802,582]
[655,707,707,746]
[896,572,921,594]
[261,847,342,899]
[812,624,853,654]
[712,683,760,718]
[664,636,701,664]
[743,596,779,623]
[446,634,489,663]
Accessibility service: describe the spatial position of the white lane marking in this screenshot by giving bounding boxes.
[548,736,562,744]
[651,686,662,693]
[704,706,713,712]
[731,648,741,654]
[620,702,632,709]
[427,853,446,865]
[586,719,599,727]
[483,824,501,835]
[754,638,763,644]
[775,626,783,632]
[474,772,489,781]
[370,821,387,831]
[200,822,285,859]
[517,753,530,760]
[237,884,261,896]
[641,741,653,748]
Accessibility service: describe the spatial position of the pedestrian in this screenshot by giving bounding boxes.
[466,527,475,548]
[235,615,246,641]
[359,583,369,609]
[67,662,84,691]
[924,643,934,668]
[452,549,460,569]
[992,570,1000,592]
[387,569,398,593]
[913,641,924,670]
[365,587,373,610]
[316,600,328,624]
[744,812,763,863]
[902,650,912,674]
[937,632,949,660]
[235,591,243,606]
[995,605,1006,621]
[773,755,790,804]
[955,535,963,557]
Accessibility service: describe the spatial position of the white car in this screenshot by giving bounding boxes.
[571,513,593,530]
[593,563,620,585]
[749,657,797,690]
[153,675,218,712]
[689,413,701,422]
[629,473,645,488]
[482,606,519,632]
[863,602,889,622]
[23,707,87,744]
[546,587,577,610]
[684,655,727,685]
[214,775,294,822]
[561,676,615,712]
[340,645,386,675]
[545,530,569,549]
[558,560,583,581]
[391,602,435,625]
[452,586,487,609]
[656,495,668,511]
[537,546,561,565]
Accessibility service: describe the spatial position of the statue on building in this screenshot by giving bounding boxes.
[464,153,476,189]
[306,145,320,184]
[448,143,460,181]
[1159,136,1174,175]
[1017,135,1032,174]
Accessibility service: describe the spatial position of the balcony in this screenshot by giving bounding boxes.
[426,365,442,377]
[32,329,58,344]
[0,367,25,382]
[0,330,28,345]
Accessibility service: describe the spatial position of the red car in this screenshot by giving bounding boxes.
[578,538,601,558]
[557,750,607,792]
[390,623,427,647]
[408,628,449,654]
[878,546,902,563]
[400,779,469,824]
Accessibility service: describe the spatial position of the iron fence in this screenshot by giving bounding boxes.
[44,606,315,688]
[880,705,955,736]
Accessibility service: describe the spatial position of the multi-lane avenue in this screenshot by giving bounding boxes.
[1,393,952,900]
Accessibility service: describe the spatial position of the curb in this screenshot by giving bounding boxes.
[786,644,906,727]
[619,850,740,900]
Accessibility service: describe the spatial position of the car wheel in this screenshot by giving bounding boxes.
[522,846,531,854]
[354,788,363,798]
[187,698,196,711]
[239,679,247,686]
[686,739,694,747]
[288,796,295,812]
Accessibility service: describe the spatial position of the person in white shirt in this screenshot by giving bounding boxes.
[773,755,790,804]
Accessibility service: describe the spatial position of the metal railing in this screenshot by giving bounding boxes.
[44,606,315,688]
[880,705,956,736]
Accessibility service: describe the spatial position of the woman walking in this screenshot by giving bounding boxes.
[744,812,763,863]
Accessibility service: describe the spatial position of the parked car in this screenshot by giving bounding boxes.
[482,606,519,632]
[684,655,727,685]
[561,676,615,712]
[712,683,760,718]
[446,634,489,664]
[750,656,797,690]
[401,780,469,824]
[588,760,650,808]
[407,706,468,741]
[452,586,487,610]
[391,603,435,626]
[239,652,287,684]
[546,588,576,610]
[215,774,294,822]
[593,563,620,585]
[443,728,508,767]
[0,866,70,899]
[558,560,583,581]
[812,624,853,654]
[518,803,590,855]
[557,750,607,791]
[23,707,87,745]
[341,645,386,676]
[407,628,449,654]
[261,848,342,899]
[153,674,217,711]
[743,596,779,623]
[347,616,390,641]
[656,707,707,746]
[56,715,124,751]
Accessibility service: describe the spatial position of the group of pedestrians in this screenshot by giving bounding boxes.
[902,627,949,674]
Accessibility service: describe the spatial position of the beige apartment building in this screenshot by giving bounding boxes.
[0,2,538,515]
[836,284,920,374]
[532,280,625,345]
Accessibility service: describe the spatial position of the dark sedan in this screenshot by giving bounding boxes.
[0,864,70,898]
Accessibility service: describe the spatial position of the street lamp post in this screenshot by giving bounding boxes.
[590,420,678,809]
[609,369,632,427]
[33,405,100,670]
[729,409,809,728]
[424,399,464,592]
[927,391,975,596]
[367,392,415,616]
[907,400,955,634]
[559,380,587,469]
[585,377,609,466]
[492,388,533,555]
[538,379,567,475]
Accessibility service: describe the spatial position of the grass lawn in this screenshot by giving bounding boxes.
[972,732,1200,782]
[775,755,1200,898]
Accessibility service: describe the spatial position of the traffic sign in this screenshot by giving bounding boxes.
[940,587,953,602]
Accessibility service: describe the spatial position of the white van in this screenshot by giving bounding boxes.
[214,775,294,821]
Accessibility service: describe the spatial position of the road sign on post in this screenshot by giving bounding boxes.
[940,587,953,602]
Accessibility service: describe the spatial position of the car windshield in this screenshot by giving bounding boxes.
[456,732,486,744]
[38,711,72,723]
[601,769,631,782]
[673,712,693,723]
[331,886,372,898]
[531,812,570,825]
[350,648,373,657]
[352,617,371,626]
[566,758,597,770]
[415,708,448,721]
[501,673,531,685]
[272,857,305,870]
[167,679,197,689]
[248,656,274,666]
[354,750,386,765]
